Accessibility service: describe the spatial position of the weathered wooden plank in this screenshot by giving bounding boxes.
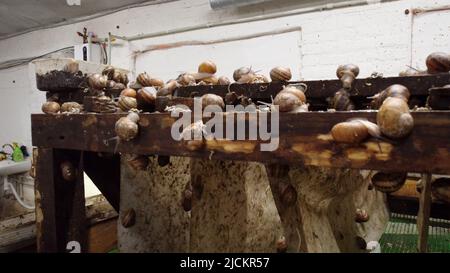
[83,152,120,212]
[174,73,450,99]
[35,148,86,252]
[31,111,450,174]
[417,173,432,253]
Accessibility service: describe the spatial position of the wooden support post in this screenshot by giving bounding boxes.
[35,148,86,252]
[417,173,432,253]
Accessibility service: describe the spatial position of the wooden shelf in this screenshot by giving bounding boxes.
[32,110,450,174]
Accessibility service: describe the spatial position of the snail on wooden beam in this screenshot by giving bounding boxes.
[377,97,414,139]
[272,85,307,113]
[370,84,410,109]
[42,101,61,114]
[270,66,292,82]
[371,172,407,193]
[331,119,380,144]
[426,52,450,74]
[336,64,359,89]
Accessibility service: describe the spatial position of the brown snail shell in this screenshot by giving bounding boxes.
[201,76,219,85]
[115,112,139,141]
[136,72,152,86]
[60,161,76,182]
[355,208,369,223]
[270,66,292,82]
[371,84,410,109]
[127,154,149,171]
[198,60,217,74]
[332,89,355,111]
[336,64,359,89]
[371,172,407,193]
[181,121,205,151]
[331,120,369,143]
[60,102,82,113]
[149,77,164,87]
[113,82,126,90]
[42,101,60,114]
[250,74,269,83]
[113,71,128,85]
[431,178,450,203]
[157,80,179,96]
[233,66,253,81]
[136,87,158,108]
[281,86,306,103]
[377,97,414,139]
[273,91,303,112]
[118,96,137,112]
[120,88,137,98]
[177,73,196,86]
[201,94,225,110]
[63,59,79,74]
[102,65,115,80]
[88,74,108,90]
[218,76,231,85]
[426,52,450,74]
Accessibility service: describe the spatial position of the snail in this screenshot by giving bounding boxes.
[102,65,115,80]
[431,178,450,203]
[218,76,231,85]
[276,236,288,253]
[233,66,254,82]
[63,59,79,74]
[426,52,450,74]
[336,64,359,89]
[136,72,162,87]
[181,120,206,151]
[113,82,126,90]
[272,86,307,113]
[370,84,410,109]
[371,172,407,193]
[198,60,217,74]
[113,71,129,85]
[201,94,225,110]
[60,160,77,182]
[270,66,292,82]
[249,74,269,83]
[177,73,196,86]
[331,88,354,111]
[88,73,108,90]
[60,102,82,113]
[377,97,414,139]
[115,111,139,141]
[181,184,193,212]
[331,119,380,144]
[42,101,60,114]
[118,96,138,112]
[157,80,179,97]
[355,208,369,223]
[126,154,149,171]
[120,88,137,98]
[200,76,219,85]
[136,87,158,109]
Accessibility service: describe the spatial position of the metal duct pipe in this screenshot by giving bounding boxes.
[209,0,272,10]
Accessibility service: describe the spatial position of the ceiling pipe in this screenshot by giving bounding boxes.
[209,0,273,10]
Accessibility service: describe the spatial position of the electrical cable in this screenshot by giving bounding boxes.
[4,180,35,210]
[0,46,73,70]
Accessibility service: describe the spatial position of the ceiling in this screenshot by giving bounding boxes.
[0,0,164,40]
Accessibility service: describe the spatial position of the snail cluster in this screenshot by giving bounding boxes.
[330,64,359,111]
[331,84,413,143]
[41,101,82,114]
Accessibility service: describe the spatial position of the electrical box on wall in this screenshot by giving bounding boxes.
[74,43,102,63]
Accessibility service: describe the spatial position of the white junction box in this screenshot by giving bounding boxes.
[74,43,102,63]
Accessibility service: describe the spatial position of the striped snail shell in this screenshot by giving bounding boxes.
[42,101,60,114]
[113,71,129,85]
[102,65,115,80]
[137,72,153,86]
[233,66,253,82]
[118,96,137,112]
[177,73,196,86]
[88,73,108,90]
[60,102,82,113]
[270,66,292,82]
[136,87,158,108]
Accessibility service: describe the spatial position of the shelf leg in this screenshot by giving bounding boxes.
[417,173,432,253]
[35,148,86,252]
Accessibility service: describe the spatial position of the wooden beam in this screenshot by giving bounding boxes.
[32,111,450,174]
[417,173,432,253]
[35,148,87,252]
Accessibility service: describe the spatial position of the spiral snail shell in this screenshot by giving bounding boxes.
[377,97,414,139]
[88,74,108,90]
[198,60,217,74]
[426,52,450,74]
[370,84,410,109]
[201,94,225,110]
[102,65,115,80]
[270,66,292,82]
[233,66,253,82]
[118,96,138,112]
[120,88,137,98]
[136,87,158,109]
[42,101,60,114]
[60,102,82,113]
[218,76,231,85]
[177,73,196,86]
[115,112,139,141]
